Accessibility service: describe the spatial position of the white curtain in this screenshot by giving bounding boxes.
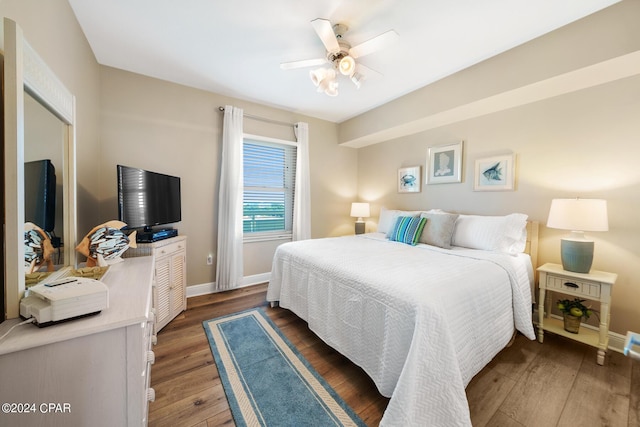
[216,105,244,290]
[293,122,311,241]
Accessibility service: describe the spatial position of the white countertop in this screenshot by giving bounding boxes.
[0,256,154,355]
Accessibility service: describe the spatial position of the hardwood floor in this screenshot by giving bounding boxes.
[149,284,640,426]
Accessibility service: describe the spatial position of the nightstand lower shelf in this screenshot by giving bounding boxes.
[538,317,603,348]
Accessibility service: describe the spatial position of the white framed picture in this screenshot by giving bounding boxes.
[426,141,463,184]
[398,166,421,193]
[474,154,515,191]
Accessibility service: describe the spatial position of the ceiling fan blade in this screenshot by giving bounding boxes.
[311,18,340,53]
[349,30,399,58]
[280,58,328,70]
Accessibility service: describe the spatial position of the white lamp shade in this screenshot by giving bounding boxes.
[311,68,339,96]
[339,55,356,76]
[547,198,608,232]
[350,202,370,219]
[324,79,339,96]
[309,68,325,87]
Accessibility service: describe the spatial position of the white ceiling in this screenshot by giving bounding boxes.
[68,0,619,123]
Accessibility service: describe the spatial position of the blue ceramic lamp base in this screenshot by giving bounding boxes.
[561,238,594,273]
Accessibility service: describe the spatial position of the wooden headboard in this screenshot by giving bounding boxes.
[524,221,539,265]
[525,221,540,283]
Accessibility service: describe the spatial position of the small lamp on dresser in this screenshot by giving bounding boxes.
[546,198,608,273]
[350,202,370,235]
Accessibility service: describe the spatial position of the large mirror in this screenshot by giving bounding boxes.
[3,18,77,319]
[24,93,66,269]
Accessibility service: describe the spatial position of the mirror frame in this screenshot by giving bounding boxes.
[3,18,77,319]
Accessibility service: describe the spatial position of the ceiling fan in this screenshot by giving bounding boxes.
[280,18,399,96]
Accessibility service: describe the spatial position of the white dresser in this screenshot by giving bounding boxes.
[0,256,155,427]
[124,235,187,332]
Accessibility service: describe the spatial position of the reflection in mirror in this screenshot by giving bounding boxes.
[24,93,66,270]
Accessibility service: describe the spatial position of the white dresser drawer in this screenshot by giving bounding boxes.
[546,275,601,298]
[155,241,185,257]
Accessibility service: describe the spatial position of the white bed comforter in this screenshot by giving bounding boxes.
[267,233,536,426]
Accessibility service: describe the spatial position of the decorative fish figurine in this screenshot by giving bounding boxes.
[482,162,503,181]
[76,220,137,267]
[24,222,55,273]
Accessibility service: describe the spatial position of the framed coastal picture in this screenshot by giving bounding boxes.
[474,154,515,191]
[398,166,421,193]
[426,141,463,184]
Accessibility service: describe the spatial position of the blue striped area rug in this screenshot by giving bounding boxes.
[203,308,367,427]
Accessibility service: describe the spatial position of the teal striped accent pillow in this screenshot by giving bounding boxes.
[388,216,427,245]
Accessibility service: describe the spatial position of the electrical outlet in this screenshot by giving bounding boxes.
[206,254,213,265]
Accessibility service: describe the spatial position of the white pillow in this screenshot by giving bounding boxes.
[452,213,528,254]
[377,207,421,235]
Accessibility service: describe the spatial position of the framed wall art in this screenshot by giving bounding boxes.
[426,141,463,184]
[474,154,515,191]
[398,166,421,193]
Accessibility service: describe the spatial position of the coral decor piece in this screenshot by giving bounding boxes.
[76,220,137,267]
[24,222,55,274]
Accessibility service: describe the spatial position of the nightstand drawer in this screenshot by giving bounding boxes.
[546,275,601,298]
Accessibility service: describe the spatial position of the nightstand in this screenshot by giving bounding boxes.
[537,263,617,365]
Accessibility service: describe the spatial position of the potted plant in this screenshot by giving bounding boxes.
[556,298,595,334]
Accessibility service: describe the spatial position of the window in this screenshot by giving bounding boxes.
[243,136,297,241]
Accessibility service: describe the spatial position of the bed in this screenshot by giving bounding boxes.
[267,210,538,426]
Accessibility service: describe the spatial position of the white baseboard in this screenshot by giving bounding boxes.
[186,272,271,298]
[532,308,626,354]
[608,332,627,354]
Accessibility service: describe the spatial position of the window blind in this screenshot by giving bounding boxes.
[243,139,296,236]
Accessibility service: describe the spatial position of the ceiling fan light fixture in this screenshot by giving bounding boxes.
[325,79,339,96]
[309,68,326,87]
[338,55,355,76]
[351,72,363,89]
[317,77,331,93]
[320,69,338,95]
[310,67,339,96]
[285,18,398,97]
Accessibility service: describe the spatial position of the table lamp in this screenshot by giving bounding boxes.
[350,203,370,235]
[546,198,608,273]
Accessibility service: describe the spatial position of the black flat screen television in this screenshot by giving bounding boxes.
[117,165,181,231]
[24,159,56,232]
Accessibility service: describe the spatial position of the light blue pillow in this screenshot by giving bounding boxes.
[388,216,427,246]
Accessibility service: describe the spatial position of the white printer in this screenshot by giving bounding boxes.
[20,277,109,327]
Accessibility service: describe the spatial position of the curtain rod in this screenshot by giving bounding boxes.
[218,106,295,127]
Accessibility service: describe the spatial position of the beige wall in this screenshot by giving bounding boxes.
[99,67,357,286]
[357,75,640,336]
[351,1,640,336]
[1,0,102,240]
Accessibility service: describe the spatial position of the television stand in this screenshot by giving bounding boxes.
[136,227,178,243]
